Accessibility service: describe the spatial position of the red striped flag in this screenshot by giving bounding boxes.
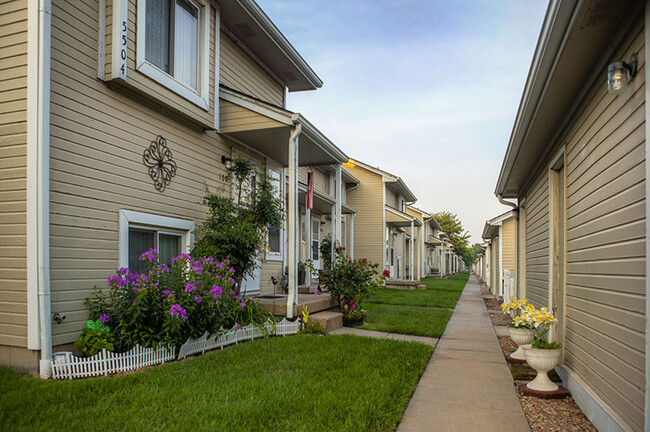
[306,167,314,210]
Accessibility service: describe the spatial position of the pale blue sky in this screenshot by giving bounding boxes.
[257,0,549,244]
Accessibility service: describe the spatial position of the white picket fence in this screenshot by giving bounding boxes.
[50,318,300,380]
[51,344,176,380]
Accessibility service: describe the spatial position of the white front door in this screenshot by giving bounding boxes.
[390,231,395,277]
[241,257,261,295]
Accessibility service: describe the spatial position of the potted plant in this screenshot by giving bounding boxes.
[522,308,562,392]
[501,297,537,360]
[297,261,307,286]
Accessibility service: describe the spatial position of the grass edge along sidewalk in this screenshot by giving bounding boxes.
[361,273,470,338]
[0,334,433,432]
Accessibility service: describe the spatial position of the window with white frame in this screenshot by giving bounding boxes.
[120,210,194,273]
[137,0,211,109]
[266,163,283,260]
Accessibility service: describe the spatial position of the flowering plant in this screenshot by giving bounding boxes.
[528,307,561,349]
[321,254,384,321]
[84,249,272,351]
[382,269,391,277]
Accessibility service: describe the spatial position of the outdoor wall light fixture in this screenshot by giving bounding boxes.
[221,155,232,165]
[607,53,638,94]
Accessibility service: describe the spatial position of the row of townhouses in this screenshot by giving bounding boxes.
[474,0,647,430]
[0,0,463,375]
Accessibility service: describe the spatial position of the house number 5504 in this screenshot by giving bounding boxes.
[119,20,127,79]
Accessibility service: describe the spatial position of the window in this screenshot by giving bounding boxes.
[137,0,210,109]
[119,210,194,271]
[266,164,283,260]
[129,227,182,273]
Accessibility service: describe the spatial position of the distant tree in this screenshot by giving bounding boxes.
[432,211,471,263]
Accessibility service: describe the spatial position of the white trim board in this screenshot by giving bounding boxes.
[119,210,195,268]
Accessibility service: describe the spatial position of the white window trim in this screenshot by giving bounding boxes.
[266,160,284,261]
[136,0,211,111]
[119,209,195,268]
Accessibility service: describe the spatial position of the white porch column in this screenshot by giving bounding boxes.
[335,164,342,246]
[350,213,355,259]
[410,221,414,281]
[330,205,336,262]
[418,225,422,279]
[286,124,301,318]
[306,207,311,285]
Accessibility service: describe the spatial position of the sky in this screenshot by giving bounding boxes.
[256,0,550,244]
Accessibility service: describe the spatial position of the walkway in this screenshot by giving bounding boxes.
[397,275,530,432]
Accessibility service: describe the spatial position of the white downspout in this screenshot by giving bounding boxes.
[410,221,414,281]
[286,123,301,318]
[28,0,52,378]
[498,225,504,298]
[644,0,650,431]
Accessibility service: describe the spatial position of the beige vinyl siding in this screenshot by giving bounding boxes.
[219,100,285,133]
[298,166,329,195]
[345,166,385,267]
[49,0,232,346]
[491,237,500,291]
[220,31,284,107]
[501,218,516,271]
[524,168,549,309]
[385,189,397,209]
[562,18,645,431]
[0,0,28,348]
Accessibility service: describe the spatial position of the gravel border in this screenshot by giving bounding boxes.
[479,285,597,432]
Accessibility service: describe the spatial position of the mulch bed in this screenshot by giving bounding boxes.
[482,290,597,432]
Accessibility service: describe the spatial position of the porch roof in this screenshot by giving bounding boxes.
[296,183,356,215]
[219,86,348,167]
[385,206,422,228]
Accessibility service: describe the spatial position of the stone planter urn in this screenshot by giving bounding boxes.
[509,327,537,360]
[522,346,562,391]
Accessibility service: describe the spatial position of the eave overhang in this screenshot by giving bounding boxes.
[219,0,323,92]
[495,0,641,198]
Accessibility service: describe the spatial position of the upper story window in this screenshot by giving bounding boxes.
[146,0,199,90]
[137,0,211,109]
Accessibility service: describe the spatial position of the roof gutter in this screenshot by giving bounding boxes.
[497,194,518,209]
[495,0,578,196]
[236,0,323,90]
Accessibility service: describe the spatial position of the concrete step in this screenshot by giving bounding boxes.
[309,311,343,333]
[385,279,420,290]
[257,294,337,316]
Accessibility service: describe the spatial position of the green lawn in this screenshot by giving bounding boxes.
[361,303,453,337]
[0,335,433,432]
[361,272,469,337]
[368,288,461,309]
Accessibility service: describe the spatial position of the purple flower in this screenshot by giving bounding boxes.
[170,304,188,320]
[239,301,246,308]
[210,285,223,299]
[171,253,191,264]
[163,289,175,298]
[98,314,110,324]
[138,248,159,263]
[229,267,235,274]
[184,282,198,293]
[194,295,202,303]
[235,322,241,330]
[228,277,237,285]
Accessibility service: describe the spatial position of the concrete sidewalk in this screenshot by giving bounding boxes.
[397,275,530,432]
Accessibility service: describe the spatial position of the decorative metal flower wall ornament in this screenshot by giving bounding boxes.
[143,135,177,192]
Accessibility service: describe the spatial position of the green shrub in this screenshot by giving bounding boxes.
[74,319,115,357]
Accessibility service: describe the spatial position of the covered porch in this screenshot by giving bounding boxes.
[219,86,349,317]
[385,206,422,287]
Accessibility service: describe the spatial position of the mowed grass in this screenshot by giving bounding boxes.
[361,303,453,337]
[361,272,470,337]
[0,335,433,432]
[368,288,461,309]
